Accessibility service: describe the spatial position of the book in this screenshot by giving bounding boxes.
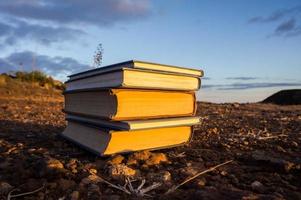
[68,60,204,81]
[65,68,201,91]
[61,121,193,155]
[64,89,196,120]
[66,114,201,130]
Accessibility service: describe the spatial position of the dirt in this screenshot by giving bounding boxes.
[0,89,300,199]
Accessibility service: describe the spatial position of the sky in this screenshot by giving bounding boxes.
[0,0,300,102]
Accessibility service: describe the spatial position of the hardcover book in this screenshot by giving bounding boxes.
[64,89,196,120]
[68,60,203,81]
[65,68,201,91]
[62,121,193,155]
[66,114,201,130]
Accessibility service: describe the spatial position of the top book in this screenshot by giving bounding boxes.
[68,60,204,81]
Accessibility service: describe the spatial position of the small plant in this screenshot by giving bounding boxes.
[93,43,104,68]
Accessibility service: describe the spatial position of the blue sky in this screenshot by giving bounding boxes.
[0,0,300,102]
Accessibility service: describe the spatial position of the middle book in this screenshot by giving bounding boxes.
[64,89,196,120]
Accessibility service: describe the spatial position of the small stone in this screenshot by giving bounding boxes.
[0,182,13,194]
[66,159,78,169]
[147,171,171,182]
[145,153,169,166]
[126,158,138,166]
[109,164,137,179]
[108,155,124,165]
[70,191,80,200]
[83,163,95,171]
[181,167,198,176]
[47,158,64,170]
[186,162,192,167]
[129,150,152,161]
[28,148,36,153]
[80,174,103,186]
[251,181,264,193]
[220,170,227,176]
[197,178,206,187]
[162,171,172,181]
[89,168,97,175]
[284,161,295,172]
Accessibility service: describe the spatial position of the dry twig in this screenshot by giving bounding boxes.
[257,134,288,140]
[165,160,233,194]
[101,176,161,197]
[7,182,45,200]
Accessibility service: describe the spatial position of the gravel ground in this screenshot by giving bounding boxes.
[0,90,300,200]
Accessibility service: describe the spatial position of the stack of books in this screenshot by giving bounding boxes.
[62,60,204,155]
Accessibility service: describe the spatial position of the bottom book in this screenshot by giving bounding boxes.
[61,121,193,155]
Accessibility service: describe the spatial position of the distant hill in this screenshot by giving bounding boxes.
[262,89,301,105]
[0,71,64,99]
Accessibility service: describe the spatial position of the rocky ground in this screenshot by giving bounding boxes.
[0,89,300,200]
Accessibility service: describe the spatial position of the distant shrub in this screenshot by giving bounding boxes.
[6,71,65,90]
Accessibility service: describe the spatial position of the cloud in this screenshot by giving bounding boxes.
[248,5,301,37]
[226,77,258,80]
[0,51,91,81]
[0,0,151,26]
[202,82,301,90]
[0,19,85,46]
[0,0,151,47]
[248,6,301,23]
[275,18,296,32]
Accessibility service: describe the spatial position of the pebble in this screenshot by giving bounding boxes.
[108,155,124,165]
[147,171,171,182]
[80,174,103,186]
[89,168,97,175]
[109,164,138,179]
[284,161,295,172]
[47,158,64,170]
[0,182,13,194]
[145,153,169,166]
[220,170,228,176]
[251,181,264,193]
[131,150,152,161]
[197,178,206,187]
[70,191,80,200]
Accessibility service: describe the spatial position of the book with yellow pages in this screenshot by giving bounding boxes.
[66,114,201,130]
[64,89,196,120]
[61,121,194,155]
[68,60,204,81]
[65,68,201,91]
